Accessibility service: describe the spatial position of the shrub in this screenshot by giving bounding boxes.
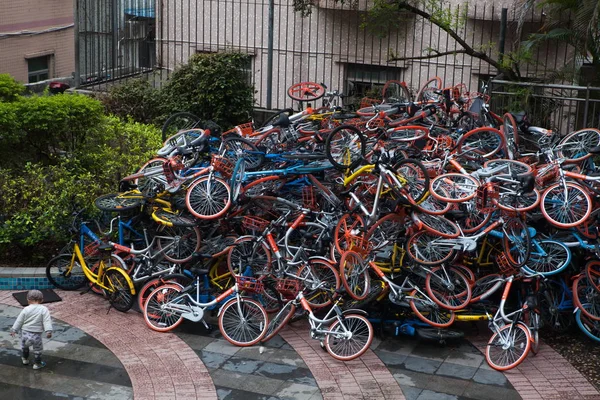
[160,52,255,129]
[100,78,163,124]
[0,73,25,102]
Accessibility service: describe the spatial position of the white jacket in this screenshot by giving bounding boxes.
[11,304,53,333]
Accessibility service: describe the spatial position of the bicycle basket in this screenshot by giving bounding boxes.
[211,155,234,179]
[242,215,270,232]
[276,279,301,300]
[349,235,373,256]
[223,122,254,137]
[236,276,264,294]
[302,186,318,210]
[496,253,518,276]
[83,241,101,257]
[534,164,558,188]
[475,182,498,213]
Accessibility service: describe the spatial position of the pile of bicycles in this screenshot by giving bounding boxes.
[46,77,600,367]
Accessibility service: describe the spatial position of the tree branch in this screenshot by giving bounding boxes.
[396,1,518,79]
[388,49,468,61]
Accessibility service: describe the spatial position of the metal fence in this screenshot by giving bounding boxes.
[76,0,596,127]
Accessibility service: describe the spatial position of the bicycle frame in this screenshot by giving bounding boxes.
[70,243,135,293]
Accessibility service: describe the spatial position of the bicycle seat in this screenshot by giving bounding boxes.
[511,111,527,124]
[98,243,114,252]
[272,113,291,128]
[188,266,209,276]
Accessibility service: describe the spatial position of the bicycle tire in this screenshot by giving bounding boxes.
[414,213,460,239]
[393,158,430,204]
[288,82,325,102]
[382,80,411,104]
[261,302,296,343]
[429,173,479,203]
[496,186,540,213]
[585,260,600,293]
[425,266,472,310]
[409,289,455,328]
[339,250,371,301]
[405,230,455,266]
[325,125,366,171]
[573,275,600,321]
[102,268,135,312]
[470,274,503,303]
[366,213,404,251]
[219,297,268,346]
[485,323,531,371]
[502,113,519,160]
[222,136,264,170]
[523,240,571,277]
[540,182,592,228]
[230,158,246,204]
[135,158,168,193]
[325,314,374,361]
[296,259,340,308]
[137,274,191,312]
[386,126,428,142]
[156,225,201,264]
[416,77,442,103]
[414,188,452,216]
[415,327,464,341]
[161,112,202,139]
[483,159,532,177]
[502,217,531,269]
[185,176,232,220]
[144,283,186,332]
[227,237,272,276]
[94,193,143,212]
[576,306,600,343]
[334,213,366,255]
[456,127,505,160]
[46,254,87,290]
[558,128,600,163]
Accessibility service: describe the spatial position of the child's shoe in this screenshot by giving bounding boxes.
[21,357,29,365]
[32,361,46,370]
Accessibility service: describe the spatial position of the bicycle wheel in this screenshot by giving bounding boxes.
[414,188,452,215]
[339,251,371,301]
[296,259,340,308]
[496,186,540,213]
[156,225,201,264]
[261,302,296,343]
[409,290,455,328]
[46,254,87,290]
[485,323,531,371]
[454,200,492,234]
[102,268,134,312]
[502,217,531,268]
[540,182,592,228]
[230,158,246,204]
[430,173,479,203]
[425,266,472,310]
[405,231,455,266]
[227,237,272,276]
[483,159,532,177]
[366,213,404,250]
[470,274,504,303]
[576,306,600,343]
[524,310,541,355]
[325,125,365,170]
[186,176,232,220]
[502,113,519,160]
[242,175,288,197]
[558,128,600,163]
[325,314,374,361]
[382,80,411,103]
[222,136,263,170]
[393,158,430,204]
[288,81,325,101]
[586,260,600,292]
[386,126,428,142]
[456,127,505,160]
[143,284,185,332]
[94,193,142,212]
[135,158,168,193]
[219,297,268,346]
[573,275,600,321]
[137,274,191,312]
[416,327,464,342]
[538,279,573,333]
[161,112,202,139]
[416,77,442,103]
[523,240,571,277]
[414,213,460,238]
[334,213,366,255]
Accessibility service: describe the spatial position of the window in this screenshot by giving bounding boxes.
[345,63,403,107]
[28,56,50,83]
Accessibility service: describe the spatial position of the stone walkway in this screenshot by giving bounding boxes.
[1,289,600,399]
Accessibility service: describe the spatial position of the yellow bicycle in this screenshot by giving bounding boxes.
[46,242,136,312]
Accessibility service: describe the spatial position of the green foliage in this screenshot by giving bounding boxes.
[161,52,255,129]
[362,0,412,36]
[0,74,25,102]
[100,78,163,124]
[425,0,466,32]
[0,93,104,166]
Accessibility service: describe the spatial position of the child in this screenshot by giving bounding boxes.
[10,290,53,370]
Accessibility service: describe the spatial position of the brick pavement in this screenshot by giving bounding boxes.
[469,336,600,400]
[0,290,217,400]
[280,321,405,400]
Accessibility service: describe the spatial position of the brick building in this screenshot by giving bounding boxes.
[0,0,74,83]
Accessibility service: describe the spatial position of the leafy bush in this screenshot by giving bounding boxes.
[0,73,25,102]
[0,93,104,167]
[161,52,255,129]
[100,78,163,125]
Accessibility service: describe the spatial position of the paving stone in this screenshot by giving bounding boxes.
[403,355,442,374]
[410,342,454,362]
[376,337,418,354]
[436,361,478,380]
[400,385,424,400]
[391,370,435,389]
[416,389,459,400]
[375,349,409,367]
[472,368,509,387]
[255,361,317,386]
[203,340,241,356]
[276,382,321,399]
[462,381,521,400]
[221,356,264,374]
[200,350,231,369]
